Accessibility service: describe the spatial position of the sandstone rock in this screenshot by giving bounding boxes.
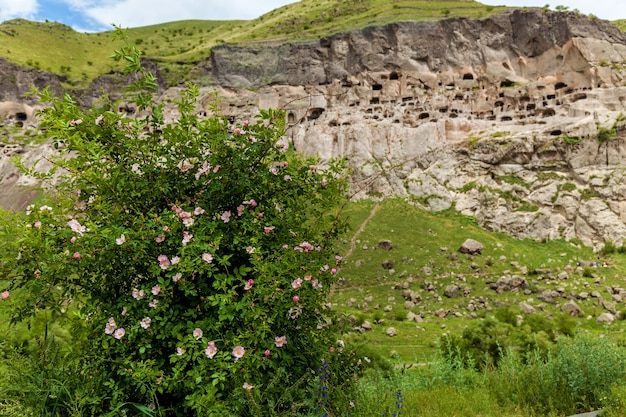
[459,239,483,255]
[519,301,536,314]
[402,289,421,304]
[444,284,462,298]
[597,312,615,324]
[537,290,560,303]
[386,327,397,337]
[602,300,617,314]
[561,300,583,317]
[434,309,449,318]
[490,275,529,293]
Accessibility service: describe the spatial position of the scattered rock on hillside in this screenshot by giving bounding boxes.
[386,327,397,337]
[537,290,560,303]
[444,284,462,298]
[602,300,617,314]
[423,281,436,292]
[561,300,583,317]
[489,275,528,293]
[378,240,393,250]
[608,286,626,298]
[597,312,615,324]
[519,301,536,314]
[402,289,421,304]
[459,239,483,255]
[434,308,450,318]
[382,260,394,270]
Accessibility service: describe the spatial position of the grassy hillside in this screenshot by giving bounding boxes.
[225,0,509,43]
[0,18,237,86]
[2,0,624,87]
[333,199,626,361]
[0,0,512,85]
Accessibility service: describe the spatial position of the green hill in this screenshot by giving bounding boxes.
[2,1,625,87]
[0,0,517,86]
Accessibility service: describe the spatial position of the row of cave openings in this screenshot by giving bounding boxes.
[285,77,585,127]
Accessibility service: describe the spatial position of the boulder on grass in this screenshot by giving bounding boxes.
[459,239,483,255]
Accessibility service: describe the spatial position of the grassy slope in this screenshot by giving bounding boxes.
[1,0,624,85]
[333,199,626,361]
[0,0,512,85]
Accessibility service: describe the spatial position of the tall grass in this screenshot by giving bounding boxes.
[326,332,626,417]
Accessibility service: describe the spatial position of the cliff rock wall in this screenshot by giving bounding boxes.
[3,9,626,247]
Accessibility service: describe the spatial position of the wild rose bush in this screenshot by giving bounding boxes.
[0,34,349,416]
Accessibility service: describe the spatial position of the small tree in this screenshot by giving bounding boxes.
[1,29,349,415]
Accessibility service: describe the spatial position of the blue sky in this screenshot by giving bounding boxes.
[0,0,625,33]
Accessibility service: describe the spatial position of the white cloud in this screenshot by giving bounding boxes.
[0,0,38,21]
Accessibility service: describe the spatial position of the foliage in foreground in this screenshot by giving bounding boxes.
[0,31,352,416]
[348,333,626,417]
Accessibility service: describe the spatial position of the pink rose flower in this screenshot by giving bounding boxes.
[205,341,218,358]
[232,345,245,359]
[275,335,287,348]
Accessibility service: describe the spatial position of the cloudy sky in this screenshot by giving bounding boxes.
[0,0,625,33]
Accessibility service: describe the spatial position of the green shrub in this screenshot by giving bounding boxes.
[602,239,617,255]
[495,307,518,327]
[549,334,626,412]
[491,333,626,415]
[441,318,513,369]
[1,29,351,416]
[459,181,476,193]
[597,126,617,143]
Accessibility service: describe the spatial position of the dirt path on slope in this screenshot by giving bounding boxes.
[328,202,380,299]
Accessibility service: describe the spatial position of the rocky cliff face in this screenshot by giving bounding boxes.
[3,9,626,247]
